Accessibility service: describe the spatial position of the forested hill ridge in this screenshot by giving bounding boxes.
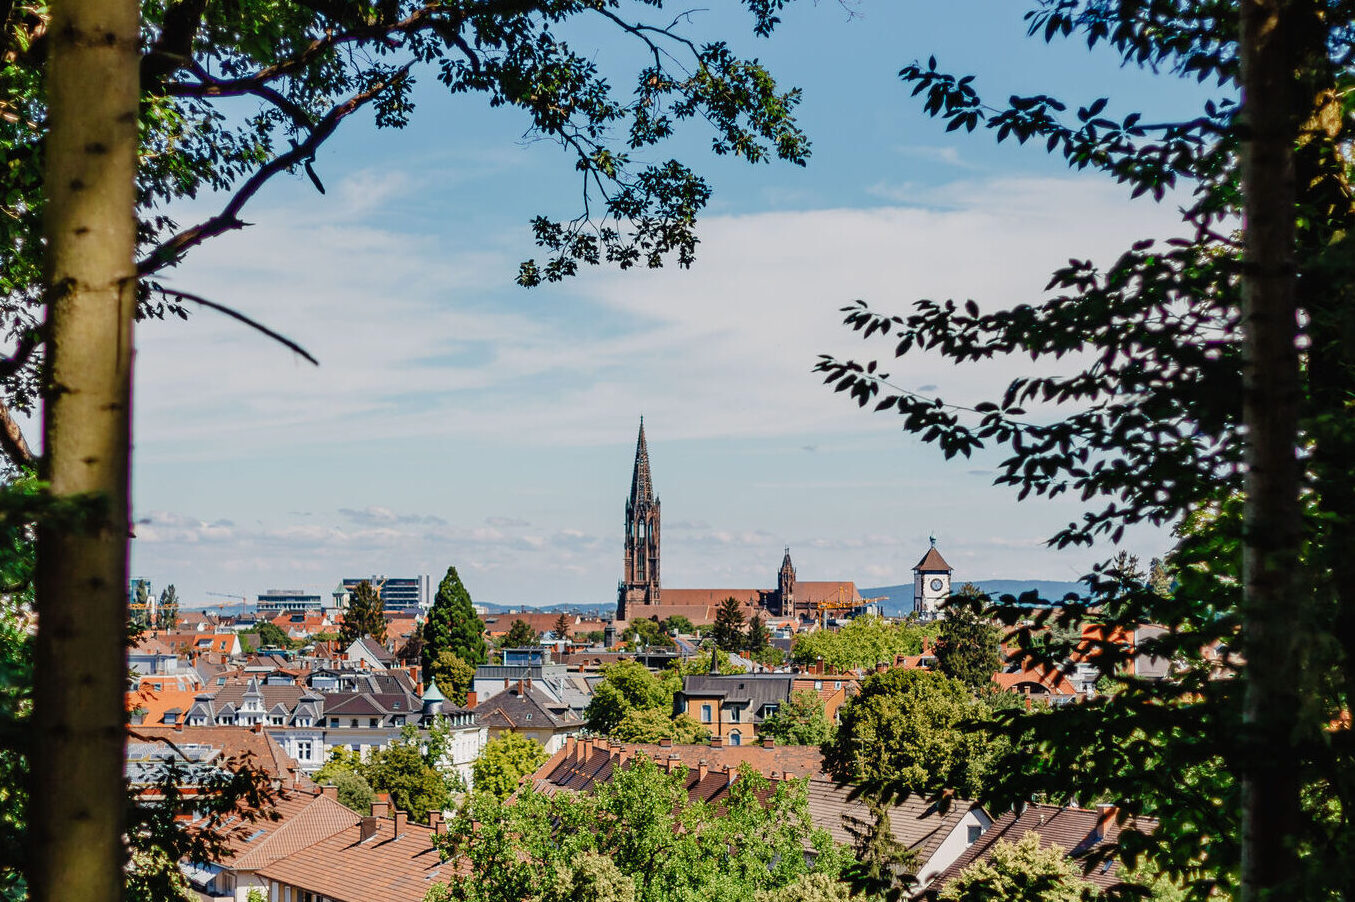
[862,581,1086,618]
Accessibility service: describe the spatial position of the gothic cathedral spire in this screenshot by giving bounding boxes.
[618,418,661,620]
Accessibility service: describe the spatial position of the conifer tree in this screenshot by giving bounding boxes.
[553,612,572,640]
[422,567,487,679]
[340,581,386,645]
[502,619,539,649]
[746,614,771,654]
[712,598,747,651]
[933,585,1001,691]
[156,585,179,631]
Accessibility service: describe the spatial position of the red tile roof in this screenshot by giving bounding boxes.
[914,546,952,572]
[257,816,458,902]
[225,791,359,870]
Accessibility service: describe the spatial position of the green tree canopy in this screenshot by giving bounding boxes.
[610,709,710,745]
[423,567,487,679]
[712,598,747,651]
[501,619,540,650]
[156,585,179,631]
[428,651,476,707]
[433,757,847,902]
[552,613,572,640]
[253,621,291,650]
[339,581,386,645]
[938,833,1094,902]
[364,735,451,821]
[791,616,933,672]
[759,689,833,746]
[824,669,998,800]
[661,615,696,636]
[934,588,1002,691]
[584,660,679,735]
[746,614,771,654]
[473,732,550,801]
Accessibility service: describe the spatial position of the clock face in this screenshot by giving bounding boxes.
[929,578,945,592]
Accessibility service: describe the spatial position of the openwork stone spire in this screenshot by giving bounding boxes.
[630,417,653,504]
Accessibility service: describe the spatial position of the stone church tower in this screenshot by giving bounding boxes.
[774,547,796,616]
[617,419,661,619]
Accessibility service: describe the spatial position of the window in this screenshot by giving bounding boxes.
[729,707,740,722]
[329,717,338,727]
[729,731,741,746]
[350,719,358,728]
[369,718,379,728]
[297,740,312,760]
[967,825,983,844]
[814,680,822,690]
[763,704,778,719]
[701,705,712,723]
[270,715,284,726]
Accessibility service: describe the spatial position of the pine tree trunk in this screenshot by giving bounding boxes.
[31,0,140,898]
[1238,0,1306,896]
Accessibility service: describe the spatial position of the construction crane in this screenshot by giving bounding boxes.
[206,591,248,620]
[814,586,886,628]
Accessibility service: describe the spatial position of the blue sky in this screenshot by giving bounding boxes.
[127,1,1218,608]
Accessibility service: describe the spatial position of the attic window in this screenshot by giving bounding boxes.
[525,713,532,721]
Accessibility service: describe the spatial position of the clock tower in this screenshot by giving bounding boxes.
[912,536,953,617]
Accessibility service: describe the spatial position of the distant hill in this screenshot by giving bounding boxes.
[861,580,1088,617]
[479,601,614,618]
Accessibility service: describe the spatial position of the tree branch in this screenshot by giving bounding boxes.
[138,65,411,276]
[152,289,319,365]
[0,400,34,469]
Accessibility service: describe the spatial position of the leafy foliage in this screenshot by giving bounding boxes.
[934,587,1002,691]
[610,708,710,745]
[584,659,679,735]
[759,688,833,746]
[824,669,1000,799]
[938,833,1095,902]
[812,1,1355,895]
[339,580,386,645]
[501,619,540,649]
[791,616,933,672]
[621,616,675,650]
[423,567,487,677]
[155,585,179,631]
[432,757,848,902]
[428,651,476,706]
[253,620,292,650]
[472,732,549,801]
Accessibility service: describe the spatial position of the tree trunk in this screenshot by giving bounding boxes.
[31,0,140,899]
[1237,0,1306,897]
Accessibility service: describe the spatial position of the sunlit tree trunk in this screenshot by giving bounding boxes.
[32,0,140,898]
[1237,0,1309,896]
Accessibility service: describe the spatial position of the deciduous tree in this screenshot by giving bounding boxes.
[938,833,1094,902]
[759,688,833,746]
[472,732,549,800]
[824,669,997,799]
[428,651,476,706]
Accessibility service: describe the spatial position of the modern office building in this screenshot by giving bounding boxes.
[339,576,431,614]
[256,590,324,614]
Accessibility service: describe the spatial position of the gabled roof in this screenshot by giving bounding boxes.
[472,685,585,731]
[221,791,359,870]
[930,803,1157,892]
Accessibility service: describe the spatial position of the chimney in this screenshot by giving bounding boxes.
[517,677,525,696]
[394,809,407,839]
[372,797,390,818]
[360,816,379,841]
[465,690,477,708]
[722,764,734,787]
[321,784,338,801]
[875,661,887,674]
[581,738,594,760]
[566,736,578,761]
[658,737,673,748]
[697,760,709,781]
[617,749,631,768]
[595,738,610,753]
[710,735,724,748]
[430,810,445,834]
[761,736,774,749]
[1094,804,1117,841]
[526,676,533,692]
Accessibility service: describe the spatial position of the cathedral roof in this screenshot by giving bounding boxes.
[629,418,654,503]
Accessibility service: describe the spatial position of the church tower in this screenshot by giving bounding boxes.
[617,419,661,619]
[912,536,953,617]
[775,547,796,617]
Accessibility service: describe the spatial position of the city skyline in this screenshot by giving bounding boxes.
[125,2,1191,606]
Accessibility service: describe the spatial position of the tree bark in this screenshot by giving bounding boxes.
[1238,0,1306,897]
[31,0,140,899]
